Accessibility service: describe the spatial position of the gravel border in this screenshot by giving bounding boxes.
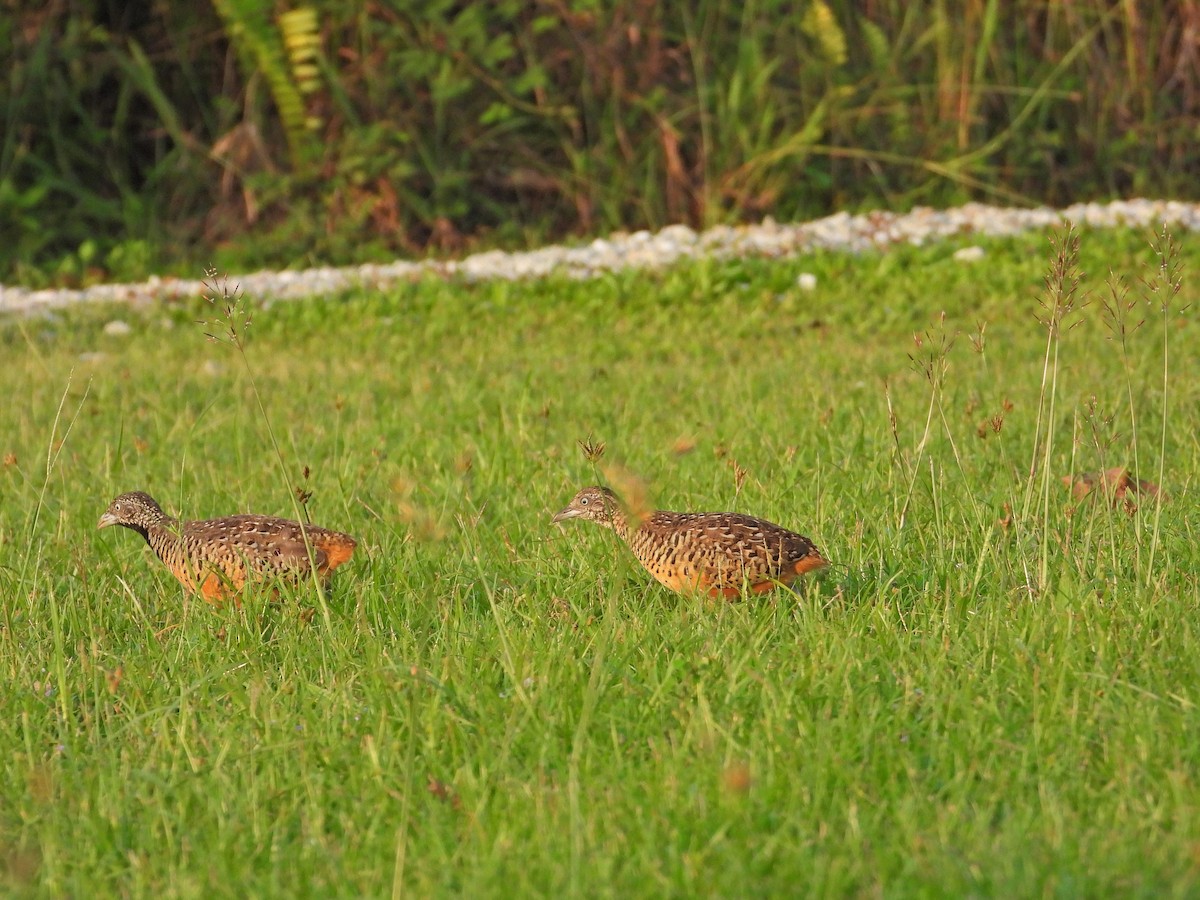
[4,199,1198,317]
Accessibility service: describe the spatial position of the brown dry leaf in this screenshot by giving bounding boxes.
[2,452,16,467]
[998,503,1012,530]
[671,436,697,456]
[427,776,461,809]
[722,763,752,794]
[455,451,474,474]
[1064,467,1164,513]
[549,597,571,621]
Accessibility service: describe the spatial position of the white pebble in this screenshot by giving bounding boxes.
[1,199,1198,315]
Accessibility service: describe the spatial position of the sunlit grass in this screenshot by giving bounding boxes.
[0,228,1198,896]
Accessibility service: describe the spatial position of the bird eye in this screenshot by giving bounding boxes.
[580,498,589,506]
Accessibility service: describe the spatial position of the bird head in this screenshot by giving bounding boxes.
[552,485,620,526]
[98,491,167,531]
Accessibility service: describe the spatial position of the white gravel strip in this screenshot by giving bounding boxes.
[3,199,1197,317]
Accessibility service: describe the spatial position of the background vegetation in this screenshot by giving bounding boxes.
[3,1,1198,285]
[0,227,1197,895]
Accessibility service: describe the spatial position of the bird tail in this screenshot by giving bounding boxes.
[314,532,357,571]
[793,553,827,575]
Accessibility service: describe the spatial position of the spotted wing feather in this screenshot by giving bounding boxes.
[628,511,824,597]
[154,515,355,602]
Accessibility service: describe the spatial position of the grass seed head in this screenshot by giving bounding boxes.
[198,268,253,350]
[1037,227,1087,336]
[578,435,606,463]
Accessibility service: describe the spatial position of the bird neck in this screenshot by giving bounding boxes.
[607,509,632,541]
[122,522,151,545]
[138,514,180,550]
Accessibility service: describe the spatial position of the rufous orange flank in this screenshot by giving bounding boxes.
[98,491,356,602]
[553,485,826,598]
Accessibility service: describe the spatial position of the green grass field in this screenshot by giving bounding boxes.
[1,227,1198,897]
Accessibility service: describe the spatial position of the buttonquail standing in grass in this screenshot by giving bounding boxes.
[98,491,357,603]
[553,485,826,598]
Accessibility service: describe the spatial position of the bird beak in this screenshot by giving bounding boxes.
[552,506,577,524]
[97,512,118,529]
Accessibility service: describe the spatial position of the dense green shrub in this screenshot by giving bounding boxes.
[2,1,1198,284]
